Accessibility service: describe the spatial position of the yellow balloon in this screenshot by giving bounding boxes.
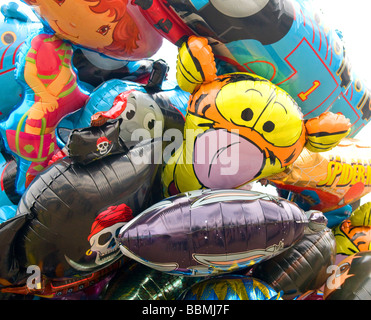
[162,36,351,197]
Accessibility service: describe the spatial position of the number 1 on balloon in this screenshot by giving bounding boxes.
[298,80,321,101]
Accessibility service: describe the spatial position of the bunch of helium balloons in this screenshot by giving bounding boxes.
[0,0,370,301]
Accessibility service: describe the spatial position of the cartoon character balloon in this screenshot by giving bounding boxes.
[251,228,336,299]
[162,36,351,197]
[324,251,371,300]
[0,138,161,293]
[21,0,163,60]
[269,138,371,214]
[0,2,43,119]
[0,1,91,192]
[118,189,328,277]
[333,219,371,255]
[134,0,371,137]
[6,31,90,186]
[0,0,167,200]
[349,202,371,227]
[0,2,44,218]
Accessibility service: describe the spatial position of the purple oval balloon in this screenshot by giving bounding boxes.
[118,189,325,276]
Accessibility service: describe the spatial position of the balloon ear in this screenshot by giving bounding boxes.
[304,112,351,152]
[350,202,371,227]
[176,36,217,93]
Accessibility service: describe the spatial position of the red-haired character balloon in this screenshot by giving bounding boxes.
[21,0,162,60]
[5,30,90,187]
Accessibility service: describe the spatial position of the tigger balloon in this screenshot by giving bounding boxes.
[162,36,351,197]
[333,219,371,255]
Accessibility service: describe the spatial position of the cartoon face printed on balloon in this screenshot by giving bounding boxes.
[90,89,165,142]
[96,136,112,155]
[66,204,133,271]
[324,251,371,300]
[333,219,371,255]
[117,91,165,141]
[22,0,162,59]
[162,36,351,197]
[190,74,306,188]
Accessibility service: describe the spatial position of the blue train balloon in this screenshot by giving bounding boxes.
[137,0,371,137]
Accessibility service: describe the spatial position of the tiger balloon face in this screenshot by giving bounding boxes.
[333,219,371,255]
[187,73,306,189]
[162,36,350,197]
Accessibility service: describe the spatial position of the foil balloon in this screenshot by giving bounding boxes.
[179,275,282,300]
[2,259,122,299]
[0,2,160,210]
[251,228,336,299]
[276,189,353,229]
[162,36,351,197]
[59,60,189,145]
[65,119,128,166]
[135,0,371,137]
[0,154,20,222]
[269,138,371,214]
[324,251,371,300]
[21,0,163,60]
[72,48,156,89]
[0,138,162,291]
[333,219,371,255]
[349,202,371,227]
[0,2,44,210]
[118,189,328,277]
[0,1,43,119]
[0,24,91,192]
[102,260,201,300]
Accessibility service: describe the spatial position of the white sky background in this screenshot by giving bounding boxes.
[2,0,371,204]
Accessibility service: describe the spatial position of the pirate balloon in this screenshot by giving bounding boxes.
[0,138,162,293]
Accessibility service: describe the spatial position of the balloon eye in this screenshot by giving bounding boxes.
[97,25,111,36]
[98,232,112,245]
[241,108,254,121]
[122,104,136,120]
[126,110,135,120]
[1,31,16,45]
[263,121,275,132]
[147,119,155,130]
[336,262,350,277]
[143,113,156,131]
